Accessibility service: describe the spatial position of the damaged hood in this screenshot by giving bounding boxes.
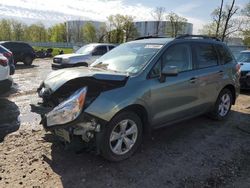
[44,67,128,92]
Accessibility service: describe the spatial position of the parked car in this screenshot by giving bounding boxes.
[0,41,36,65]
[52,43,116,70]
[0,45,15,75]
[33,35,240,161]
[237,50,250,89]
[0,54,12,94]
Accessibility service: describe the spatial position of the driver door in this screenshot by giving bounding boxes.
[149,43,200,127]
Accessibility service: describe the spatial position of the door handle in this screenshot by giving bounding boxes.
[189,77,197,83]
[218,70,224,76]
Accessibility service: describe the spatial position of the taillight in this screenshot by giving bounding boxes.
[236,63,241,74]
[3,52,12,58]
[0,58,8,67]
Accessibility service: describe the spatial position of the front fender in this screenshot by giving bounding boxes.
[84,82,151,122]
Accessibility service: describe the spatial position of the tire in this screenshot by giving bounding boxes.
[99,111,143,162]
[23,56,33,66]
[209,88,233,121]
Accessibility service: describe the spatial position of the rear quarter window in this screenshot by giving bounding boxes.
[194,43,218,69]
[216,45,233,64]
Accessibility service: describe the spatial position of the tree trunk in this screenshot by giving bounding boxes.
[216,0,224,38]
[222,0,236,41]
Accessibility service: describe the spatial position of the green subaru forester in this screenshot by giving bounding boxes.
[34,35,240,161]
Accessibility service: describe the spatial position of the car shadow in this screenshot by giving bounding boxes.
[41,110,250,188]
[0,98,20,142]
[14,64,39,70]
[240,89,250,96]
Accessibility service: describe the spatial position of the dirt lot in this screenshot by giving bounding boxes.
[0,59,250,188]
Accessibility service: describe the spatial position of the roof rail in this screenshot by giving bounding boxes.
[175,34,221,41]
[134,35,167,40]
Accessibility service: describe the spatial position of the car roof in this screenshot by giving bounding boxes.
[0,44,11,52]
[129,38,174,44]
[0,41,31,46]
[128,37,226,46]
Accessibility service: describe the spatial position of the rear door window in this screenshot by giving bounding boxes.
[194,44,218,69]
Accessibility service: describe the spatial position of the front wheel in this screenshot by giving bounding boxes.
[209,88,233,120]
[99,111,143,162]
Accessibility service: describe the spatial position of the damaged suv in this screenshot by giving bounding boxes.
[34,35,240,161]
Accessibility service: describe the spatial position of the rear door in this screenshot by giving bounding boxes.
[192,42,221,111]
[149,42,200,126]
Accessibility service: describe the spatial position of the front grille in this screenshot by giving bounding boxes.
[53,58,62,64]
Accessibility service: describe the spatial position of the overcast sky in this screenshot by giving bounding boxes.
[0,0,249,33]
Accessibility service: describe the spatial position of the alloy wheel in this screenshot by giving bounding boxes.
[109,119,138,155]
[218,93,231,117]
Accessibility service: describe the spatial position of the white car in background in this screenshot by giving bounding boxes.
[238,50,250,89]
[52,43,116,70]
[0,53,12,94]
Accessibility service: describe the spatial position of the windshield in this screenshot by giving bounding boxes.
[76,45,95,55]
[237,52,250,63]
[90,42,163,74]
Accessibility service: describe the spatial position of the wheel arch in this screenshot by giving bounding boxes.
[115,104,150,133]
[221,84,236,105]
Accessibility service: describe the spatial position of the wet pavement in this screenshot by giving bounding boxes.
[0,59,250,188]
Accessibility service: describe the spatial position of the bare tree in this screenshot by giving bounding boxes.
[200,0,240,41]
[221,0,238,41]
[106,14,138,43]
[215,0,224,37]
[241,1,250,45]
[166,12,188,37]
[151,7,166,35]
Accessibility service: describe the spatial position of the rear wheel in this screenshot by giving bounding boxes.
[23,56,33,66]
[99,111,143,162]
[209,88,233,120]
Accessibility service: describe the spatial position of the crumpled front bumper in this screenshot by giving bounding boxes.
[31,103,104,143]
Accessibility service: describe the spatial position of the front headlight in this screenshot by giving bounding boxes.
[46,87,87,127]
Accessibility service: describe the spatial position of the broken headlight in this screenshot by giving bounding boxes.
[46,87,87,127]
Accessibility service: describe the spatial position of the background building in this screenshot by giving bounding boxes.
[134,21,193,37]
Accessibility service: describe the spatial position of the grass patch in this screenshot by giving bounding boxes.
[33,46,74,57]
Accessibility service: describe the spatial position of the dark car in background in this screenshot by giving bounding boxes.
[0,42,36,66]
[0,45,15,75]
[238,50,250,89]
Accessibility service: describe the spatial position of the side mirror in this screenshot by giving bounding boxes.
[159,66,178,83]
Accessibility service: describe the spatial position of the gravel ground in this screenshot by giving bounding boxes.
[0,59,250,188]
